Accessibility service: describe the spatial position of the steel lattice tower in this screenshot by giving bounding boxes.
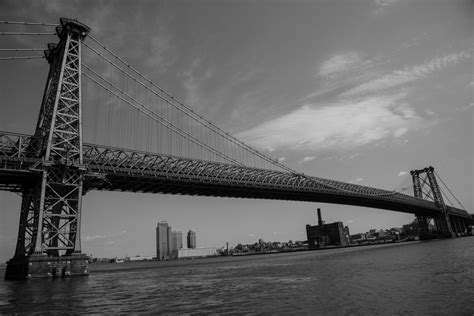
[5,18,90,280]
[410,166,454,238]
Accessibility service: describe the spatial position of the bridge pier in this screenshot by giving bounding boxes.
[451,216,460,235]
[416,215,432,240]
[5,254,88,280]
[433,214,454,238]
[451,216,468,236]
[461,218,466,233]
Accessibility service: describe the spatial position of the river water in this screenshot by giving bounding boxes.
[1,238,473,314]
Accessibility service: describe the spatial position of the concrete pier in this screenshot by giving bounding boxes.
[4,254,89,280]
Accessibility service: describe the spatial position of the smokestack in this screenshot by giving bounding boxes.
[317,208,323,228]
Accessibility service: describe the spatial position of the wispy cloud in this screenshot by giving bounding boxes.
[341,51,471,98]
[318,52,363,78]
[182,58,215,109]
[84,234,107,241]
[373,0,401,14]
[183,58,203,107]
[350,177,364,183]
[144,29,175,73]
[300,156,315,163]
[237,93,430,153]
[456,102,474,111]
[398,171,408,177]
[302,52,382,101]
[84,230,127,242]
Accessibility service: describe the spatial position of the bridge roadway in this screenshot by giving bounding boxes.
[0,131,471,219]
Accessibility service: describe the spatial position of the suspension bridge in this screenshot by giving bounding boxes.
[1,18,472,280]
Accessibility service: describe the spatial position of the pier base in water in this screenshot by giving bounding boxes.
[4,254,89,280]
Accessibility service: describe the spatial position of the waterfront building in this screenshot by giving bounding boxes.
[167,225,171,254]
[343,226,351,243]
[156,221,171,260]
[187,230,196,249]
[128,256,153,262]
[178,248,217,259]
[306,208,349,249]
[350,233,367,242]
[170,231,183,259]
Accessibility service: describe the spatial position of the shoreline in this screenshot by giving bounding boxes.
[1,236,471,273]
[87,239,425,273]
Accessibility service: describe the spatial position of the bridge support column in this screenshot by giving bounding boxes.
[449,216,456,235]
[416,215,431,240]
[452,216,461,235]
[433,214,454,238]
[411,167,455,239]
[453,216,466,235]
[5,18,91,281]
[459,218,466,235]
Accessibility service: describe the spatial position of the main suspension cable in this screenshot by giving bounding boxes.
[0,32,56,36]
[84,40,289,171]
[0,20,59,26]
[85,36,294,173]
[0,48,45,51]
[82,66,244,167]
[434,170,467,210]
[0,56,45,60]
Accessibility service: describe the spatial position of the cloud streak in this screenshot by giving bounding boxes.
[341,51,471,97]
[237,93,429,152]
[301,52,382,101]
[319,52,363,78]
[373,0,401,14]
[301,156,316,163]
[84,230,127,242]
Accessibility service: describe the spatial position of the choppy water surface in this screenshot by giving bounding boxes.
[1,238,473,314]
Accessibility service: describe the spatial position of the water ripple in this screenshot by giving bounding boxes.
[1,238,473,314]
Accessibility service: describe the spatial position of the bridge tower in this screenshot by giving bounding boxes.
[410,166,454,239]
[5,18,90,280]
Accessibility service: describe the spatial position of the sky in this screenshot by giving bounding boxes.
[0,0,472,262]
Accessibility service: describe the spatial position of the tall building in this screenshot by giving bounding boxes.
[167,225,171,256]
[156,221,171,260]
[187,230,196,249]
[170,231,183,259]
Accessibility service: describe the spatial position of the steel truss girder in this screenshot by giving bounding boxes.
[81,144,469,216]
[0,132,470,218]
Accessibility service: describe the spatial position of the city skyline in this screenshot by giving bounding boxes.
[0,0,472,262]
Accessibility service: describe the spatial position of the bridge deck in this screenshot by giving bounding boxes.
[0,131,470,219]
